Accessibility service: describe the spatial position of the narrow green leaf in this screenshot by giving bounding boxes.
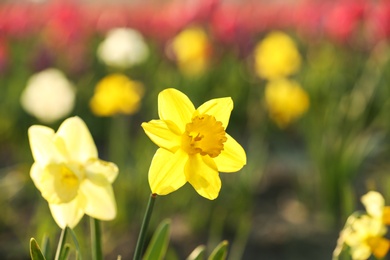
[60,244,71,260]
[143,219,171,260]
[208,241,228,260]
[41,235,50,260]
[186,245,206,260]
[30,238,46,260]
[68,228,82,260]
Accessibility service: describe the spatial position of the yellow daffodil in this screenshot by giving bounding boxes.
[28,116,118,228]
[89,73,144,117]
[171,27,211,77]
[141,88,246,200]
[333,191,390,260]
[265,79,309,128]
[254,31,301,80]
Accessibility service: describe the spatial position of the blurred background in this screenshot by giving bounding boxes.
[2,0,390,259]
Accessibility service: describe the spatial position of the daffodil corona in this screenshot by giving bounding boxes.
[142,88,246,200]
[28,116,118,228]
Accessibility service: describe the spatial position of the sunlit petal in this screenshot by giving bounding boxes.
[148,148,187,195]
[185,154,220,200]
[197,97,233,128]
[28,125,65,165]
[48,196,86,229]
[79,178,116,220]
[362,191,385,218]
[141,120,182,152]
[213,133,247,173]
[158,89,195,132]
[85,159,119,184]
[57,117,98,162]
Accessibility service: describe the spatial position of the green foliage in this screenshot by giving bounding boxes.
[30,238,46,260]
[208,241,228,260]
[143,219,171,260]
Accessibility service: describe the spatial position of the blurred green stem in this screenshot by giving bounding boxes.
[54,227,67,260]
[133,193,157,260]
[91,217,102,260]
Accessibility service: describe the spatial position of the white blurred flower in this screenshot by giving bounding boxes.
[97,28,149,69]
[20,68,76,123]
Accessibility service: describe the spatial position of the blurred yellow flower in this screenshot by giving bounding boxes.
[20,68,75,123]
[254,31,301,80]
[265,79,309,128]
[171,27,211,77]
[333,191,390,260]
[89,73,144,117]
[28,116,118,228]
[141,88,246,200]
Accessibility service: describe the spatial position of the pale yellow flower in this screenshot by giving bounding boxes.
[28,116,118,228]
[254,31,301,80]
[333,191,390,260]
[20,68,75,123]
[89,73,144,117]
[97,28,149,69]
[171,27,211,77]
[265,79,309,128]
[141,88,246,200]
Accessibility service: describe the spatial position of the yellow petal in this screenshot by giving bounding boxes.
[48,196,86,229]
[361,191,385,218]
[28,125,66,166]
[185,154,220,200]
[213,133,247,173]
[57,117,98,163]
[79,178,117,220]
[158,89,195,132]
[141,120,182,152]
[197,97,233,128]
[148,148,187,195]
[85,159,119,184]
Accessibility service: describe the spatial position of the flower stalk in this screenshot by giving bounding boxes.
[133,193,157,260]
[91,217,103,260]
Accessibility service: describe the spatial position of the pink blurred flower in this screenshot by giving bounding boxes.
[324,1,366,43]
[0,4,38,38]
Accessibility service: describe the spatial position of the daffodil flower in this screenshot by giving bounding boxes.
[141,88,246,200]
[333,191,390,260]
[28,116,118,228]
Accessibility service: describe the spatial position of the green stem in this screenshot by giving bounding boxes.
[90,218,103,260]
[54,227,68,260]
[133,193,157,260]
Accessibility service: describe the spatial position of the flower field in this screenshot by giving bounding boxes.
[2,0,390,259]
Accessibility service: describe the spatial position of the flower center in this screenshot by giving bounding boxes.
[181,114,227,158]
[42,163,83,204]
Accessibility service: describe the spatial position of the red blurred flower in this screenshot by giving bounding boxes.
[324,1,366,43]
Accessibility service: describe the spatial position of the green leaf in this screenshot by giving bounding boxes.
[143,219,171,260]
[68,228,82,260]
[30,238,46,260]
[186,245,206,260]
[208,241,228,260]
[40,235,50,259]
[60,244,71,260]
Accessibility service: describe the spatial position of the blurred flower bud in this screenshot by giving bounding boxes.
[89,73,144,117]
[170,26,211,77]
[254,31,301,80]
[265,78,309,128]
[20,68,76,123]
[97,28,149,69]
